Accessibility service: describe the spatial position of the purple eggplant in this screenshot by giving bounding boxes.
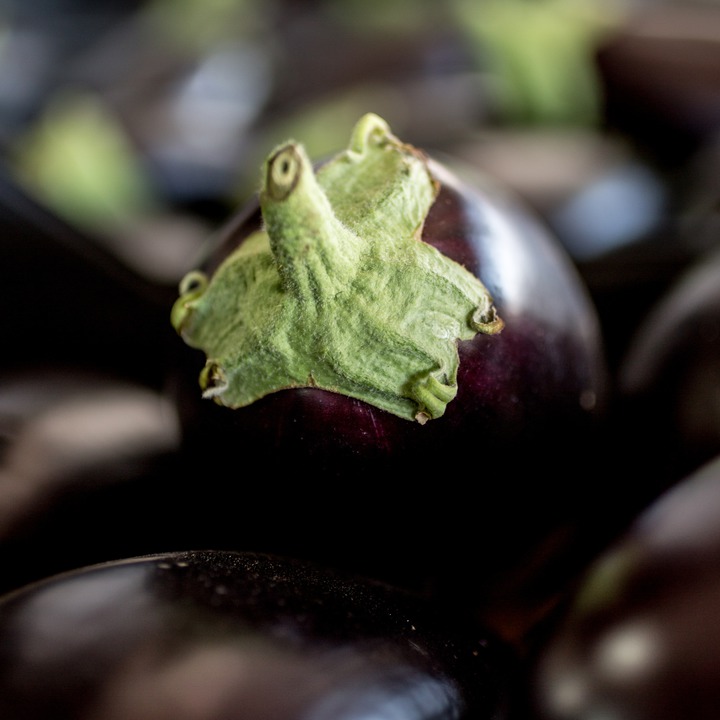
[0,168,177,387]
[166,113,616,646]
[0,369,183,595]
[0,549,515,720]
[616,243,720,492]
[529,452,720,720]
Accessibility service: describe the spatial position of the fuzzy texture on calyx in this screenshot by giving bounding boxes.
[171,113,503,422]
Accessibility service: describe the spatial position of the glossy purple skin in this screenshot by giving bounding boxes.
[167,162,613,642]
[0,550,513,720]
[175,161,607,471]
[529,454,720,720]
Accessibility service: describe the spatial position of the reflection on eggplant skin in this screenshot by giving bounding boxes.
[85,643,460,720]
[10,564,158,670]
[9,564,461,720]
[535,578,720,720]
[0,551,509,720]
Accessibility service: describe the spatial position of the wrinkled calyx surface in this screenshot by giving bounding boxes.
[171,113,503,423]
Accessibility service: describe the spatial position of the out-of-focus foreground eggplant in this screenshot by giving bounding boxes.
[0,549,515,720]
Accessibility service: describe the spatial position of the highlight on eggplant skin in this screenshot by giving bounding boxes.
[0,549,516,720]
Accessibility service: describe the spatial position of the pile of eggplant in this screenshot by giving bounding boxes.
[2,1,720,718]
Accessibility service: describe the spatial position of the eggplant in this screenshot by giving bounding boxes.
[165,113,617,645]
[0,112,617,650]
[0,549,515,720]
[0,168,177,387]
[615,243,720,492]
[0,369,184,595]
[528,452,720,720]
[0,175,192,595]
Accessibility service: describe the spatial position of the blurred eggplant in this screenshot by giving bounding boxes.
[0,169,177,387]
[616,242,720,486]
[595,1,720,171]
[0,549,515,720]
[528,452,720,720]
[0,369,182,594]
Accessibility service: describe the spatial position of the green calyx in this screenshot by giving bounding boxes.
[171,113,503,423]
